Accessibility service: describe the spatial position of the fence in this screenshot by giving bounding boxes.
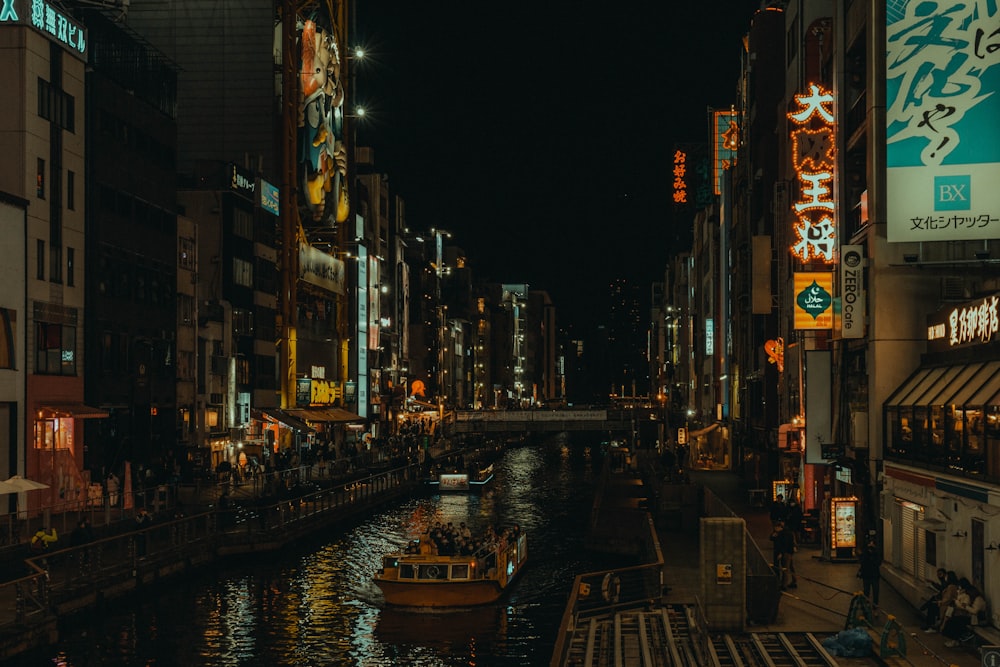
[0,461,424,637]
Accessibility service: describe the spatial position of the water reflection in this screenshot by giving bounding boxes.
[26,436,609,666]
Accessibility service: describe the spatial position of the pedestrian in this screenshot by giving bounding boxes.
[942,578,986,647]
[857,540,882,608]
[31,525,58,552]
[785,498,804,542]
[769,493,788,527]
[134,507,152,557]
[71,519,94,547]
[924,570,959,632]
[106,471,120,507]
[770,520,797,589]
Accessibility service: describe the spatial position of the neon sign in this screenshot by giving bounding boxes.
[0,0,87,59]
[788,83,836,263]
[713,110,738,196]
[672,149,688,204]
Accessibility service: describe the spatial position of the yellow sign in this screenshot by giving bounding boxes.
[677,427,688,445]
[716,563,733,585]
[793,272,834,330]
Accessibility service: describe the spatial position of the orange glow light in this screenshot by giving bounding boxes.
[787,83,837,264]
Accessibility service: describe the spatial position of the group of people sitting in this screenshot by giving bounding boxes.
[403,521,521,558]
[919,568,988,647]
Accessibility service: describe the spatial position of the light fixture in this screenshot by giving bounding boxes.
[903,253,919,263]
[953,530,968,538]
[975,251,990,260]
[987,542,999,552]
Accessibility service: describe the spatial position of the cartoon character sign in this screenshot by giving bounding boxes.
[299,19,349,225]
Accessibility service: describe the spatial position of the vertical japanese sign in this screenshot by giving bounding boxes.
[839,245,865,339]
[793,272,834,330]
[886,1,1000,242]
[713,110,739,196]
[788,84,837,263]
[672,149,689,206]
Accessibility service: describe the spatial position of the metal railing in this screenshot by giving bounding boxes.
[0,461,424,634]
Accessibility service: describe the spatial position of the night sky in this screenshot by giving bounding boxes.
[354,2,764,330]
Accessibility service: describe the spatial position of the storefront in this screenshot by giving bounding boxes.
[252,408,315,460]
[33,403,108,509]
[884,294,1000,481]
[880,294,1000,610]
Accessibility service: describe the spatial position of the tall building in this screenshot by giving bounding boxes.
[83,12,178,481]
[0,6,105,510]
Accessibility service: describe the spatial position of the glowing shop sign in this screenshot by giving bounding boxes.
[713,110,739,196]
[0,0,87,59]
[672,149,688,204]
[949,297,1000,346]
[793,272,834,330]
[788,83,836,263]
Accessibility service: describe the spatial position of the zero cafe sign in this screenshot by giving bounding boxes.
[0,0,88,59]
[926,294,1000,352]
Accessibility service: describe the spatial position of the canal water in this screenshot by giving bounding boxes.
[20,434,621,666]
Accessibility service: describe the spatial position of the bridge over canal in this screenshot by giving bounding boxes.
[446,408,660,436]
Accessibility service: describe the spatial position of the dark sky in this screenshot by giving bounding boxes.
[354,2,763,330]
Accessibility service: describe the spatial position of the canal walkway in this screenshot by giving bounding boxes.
[0,443,476,662]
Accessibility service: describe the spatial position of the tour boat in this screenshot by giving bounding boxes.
[424,462,495,493]
[374,531,528,607]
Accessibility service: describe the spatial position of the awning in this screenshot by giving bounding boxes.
[884,359,1000,411]
[688,422,720,438]
[37,403,109,419]
[285,407,366,423]
[254,408,315,433]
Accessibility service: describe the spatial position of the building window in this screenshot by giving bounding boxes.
[36,240,45,280]
[36,159,45,199]
[178,293,194,326]
[0,308,15,370]
[49,245,62,284]
[233,208,253,240]
[67,171,75,210]
[35,322,76,376]
[66,248,74,287]
[178,237,195,270]
[233,257,253,288]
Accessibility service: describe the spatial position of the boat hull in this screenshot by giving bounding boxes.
[375,579,505,607]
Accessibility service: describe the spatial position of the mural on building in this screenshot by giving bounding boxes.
[299,14,349,226]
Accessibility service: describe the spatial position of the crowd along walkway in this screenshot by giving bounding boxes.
[667,469,986,667]
[0,440,479,662]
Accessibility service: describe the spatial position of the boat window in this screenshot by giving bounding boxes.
[420,564,447,580]
[399,564,416,579]
[451,564,470,579]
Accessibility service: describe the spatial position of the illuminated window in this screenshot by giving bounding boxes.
[35,323,76,376]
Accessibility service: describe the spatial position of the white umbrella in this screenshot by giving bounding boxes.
[0,475,49,495]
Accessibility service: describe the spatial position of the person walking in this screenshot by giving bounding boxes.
[769,493,788,528]
[770,520,797,589]
[857,540,882,608]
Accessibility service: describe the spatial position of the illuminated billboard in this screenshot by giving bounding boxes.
[788,83,837,263]
[886,2,1000,242]
[298,13,349,227]
[793,272,834,330]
